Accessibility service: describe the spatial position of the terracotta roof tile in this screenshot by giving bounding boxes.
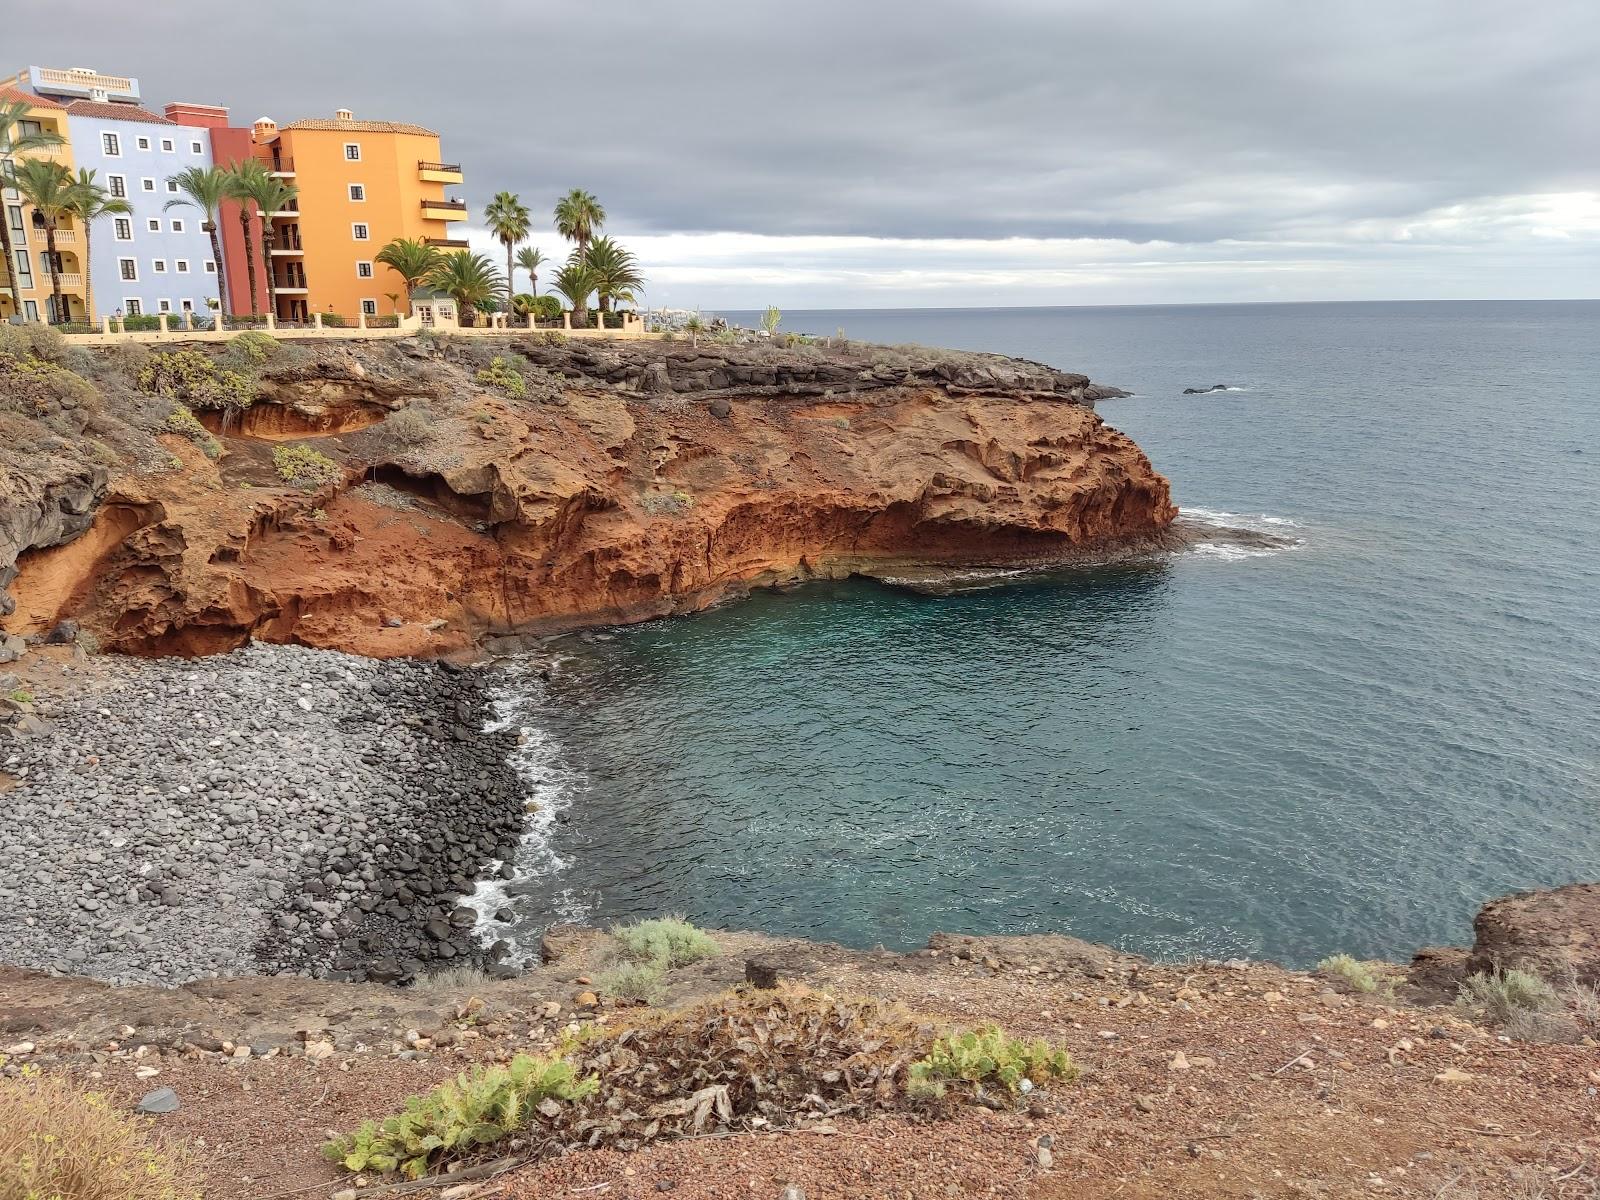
[63,99,177,125]
[0,84,65,110]
[281,117,437,137]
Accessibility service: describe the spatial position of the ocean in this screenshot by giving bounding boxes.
[482,300,1600,967]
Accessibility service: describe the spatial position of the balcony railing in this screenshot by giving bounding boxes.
[37,67,136,93]
[424,237,469,249]
[268,156,295,176]
[422,199,468,213]
[30,227,77,244]
[269,236,304,253]
[266,203,300,218]
[418,161,461,175]
[272,277,309,294]
[47,272,84,291]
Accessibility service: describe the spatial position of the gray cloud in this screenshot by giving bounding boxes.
[13,0,1598,303]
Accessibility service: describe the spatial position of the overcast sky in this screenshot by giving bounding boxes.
[13,0,1598,308]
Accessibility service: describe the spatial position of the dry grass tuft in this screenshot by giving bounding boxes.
[0,1069,201,1200]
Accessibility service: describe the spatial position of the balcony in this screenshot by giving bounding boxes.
[32,67,139,103]
[268,156,295,178]
[418,160,464,184]
[424,237,469,249]
[47,272,84,291]
[272,278,309,295]
[269,239,304,255]
[267,203,300,219]
[29,227,77,244]
[421,198,468,221]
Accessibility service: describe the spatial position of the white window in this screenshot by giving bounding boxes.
[356,260,373,278]
[170,218,184,233]
[176,259,190,273]
[153,259,167,273]
[124,298,142,316]
[107,174,126,198]
[147,218,160,232]
[181,299,194,311]
[204,260,216,273]
[361,299,378,316]
[141,177,155,192]
[102,132,121,156]
[348,183,365,202]
[344,142,361,161]
[160,138,174,153]
[118,258,137,281]
[351,222,369,241]
[166,179,178,193]
[136,136,151,151]
[158,299,171,313]
[113,217,132,240]
[190,141,203,154]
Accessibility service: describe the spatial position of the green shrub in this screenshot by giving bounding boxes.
[908,1027,1077,1099]
[1458,968,1562,1027]
[137,348,254,415]
[164,404,222,458]
[0,322,68,363]
[612,916,720,969]
[597,960,666,1003]
[381,406,433,447]
[532,295,563,321]
[272,444,343,488]
[221,330,280,368]
[8,689,34,705]
[1317,953,1379,994]
[475,355,527,398]
[322,1053,595,1180]
[0,350,99,416]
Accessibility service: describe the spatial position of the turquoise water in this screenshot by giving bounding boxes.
[490,301,1600,966]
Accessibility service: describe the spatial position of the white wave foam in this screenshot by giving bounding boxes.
[1182,506,1301,533]
[459,674,588,946]
[1180,506,1307,560]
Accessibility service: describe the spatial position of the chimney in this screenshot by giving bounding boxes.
[252,116,278,143]
[335,108,353,121]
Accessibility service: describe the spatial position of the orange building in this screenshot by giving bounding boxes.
[250,108,466,322]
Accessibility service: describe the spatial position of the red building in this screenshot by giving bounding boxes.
[163,102,269,317]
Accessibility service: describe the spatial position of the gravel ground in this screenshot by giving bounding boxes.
[0,643,528,986]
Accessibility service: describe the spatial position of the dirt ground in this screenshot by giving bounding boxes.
[3,928,1595,1200]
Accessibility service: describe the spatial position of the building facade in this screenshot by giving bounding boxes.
[1,80,82,324]
[63,100,223,320]
[165,101,269,318]
[4,65,223,322]
[251,109,466,321]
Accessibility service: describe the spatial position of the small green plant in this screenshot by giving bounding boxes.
[8,689,34,705]
[611,916,720,968]
[163,404,222,458]
[273,444,343,488]
[1458,967,1562,1026]
[475,355,526,398]
[597,960,666,1003]
[322,1053,595,1180]
[908,1027,1077,1099]
[760,305,782,336]
[640,490,693,517]
[1317,953,1379,994]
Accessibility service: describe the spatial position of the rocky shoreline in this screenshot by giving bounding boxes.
[0,643,530,987]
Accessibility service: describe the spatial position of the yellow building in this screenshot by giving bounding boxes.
[1,82,85,324]
[251,109,466,322]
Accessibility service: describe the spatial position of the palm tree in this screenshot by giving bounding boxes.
[552,259,599,328]
[583,236,644,316]
[684,314,705,348]
[0,100,64,317]
[374,237,442,313]
[426,250,502,327]
[514,245,547,299]
[11,158,76,323]
[483,191,530,308]
[165,165,233,318]
[222,159,271,316]
[242,177,299,317]
[553,189,605,260]
[64,169,131,325]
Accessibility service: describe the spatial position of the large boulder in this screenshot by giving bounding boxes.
[1467,882,1600,985]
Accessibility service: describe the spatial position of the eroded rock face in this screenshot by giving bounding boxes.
[1467,883,1600,986]
[0,457,108,618]
[2,340,1175,658]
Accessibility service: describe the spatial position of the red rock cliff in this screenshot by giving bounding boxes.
[3,338,1177,658]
